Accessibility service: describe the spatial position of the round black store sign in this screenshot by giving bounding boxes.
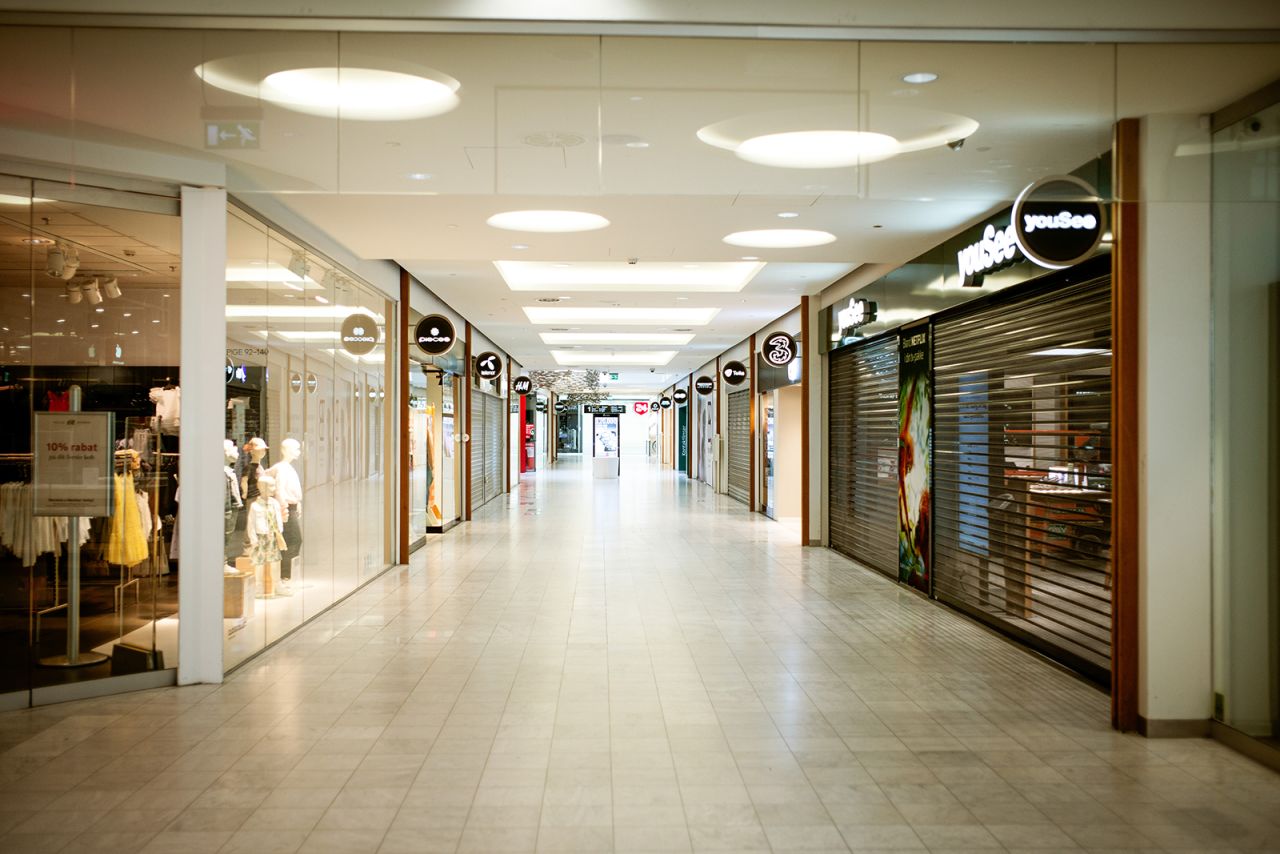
[340,313,380,356]
[1012,174,1106,270]
[475,351,502,381]
[554,402,567,413]
[659,396,672,409]
[672,388,688,405]
[695,376,715,395]
[414,314,456,356]
[650,400,661,411]
[512,375,533,396]
[722,360,747,385]
[761,331,797,368]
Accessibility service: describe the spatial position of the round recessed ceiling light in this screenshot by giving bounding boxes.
[902,72,939,84]
[407,172,432,181]
[511,244,530,250]
[625,141,651,149]
[741,255,760,261]
[777,212,799,218]
[722,229,836,249]
[487,210,610,233]
[736,130,900,169]
[196,61,460,121]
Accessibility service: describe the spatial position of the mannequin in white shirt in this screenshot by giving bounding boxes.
[245,473,287,597]
[223,439,242,561]
[268,438,304,587]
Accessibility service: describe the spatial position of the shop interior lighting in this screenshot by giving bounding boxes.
[0,194,54,205]
[45,244,79,280]
[82,279,102,305]
[495,260,763,293]
[102,277,121,299]
[722,229,837,248]
[273,330,342,341]
[225,264,317,287]
[196,62,461,121]
[226,305,385,321]
[65,281,82,304]
[540,332,694,346]
[287,251,310,281]
[551,350,677,367]
[522,306,719,326]
[486,210,611,233]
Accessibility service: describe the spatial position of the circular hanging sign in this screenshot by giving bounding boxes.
[1011,174,1106,270]
[305,372,318,394]
[554,402,567,413]
[340,313,380,356]
[659,396,672,409]
[289,371,302,393]
[672,388,689,405]
[225,358,235,384]
[536,400,547,412]
[695,376,715,395]
[475,351,502,380]
[649,400,660,411]
[722,360,748,385]
[414,314,456,356]
[761,331,797,368]
[512,375,533,396]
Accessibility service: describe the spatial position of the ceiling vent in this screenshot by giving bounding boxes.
[523,131,585,148]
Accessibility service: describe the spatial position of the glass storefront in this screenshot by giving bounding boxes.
[1212,96,1280,750]
[0,173,181,705]
[407,311,463,545]
[223,205,393,670]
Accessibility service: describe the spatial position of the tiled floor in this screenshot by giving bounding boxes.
[2,456,1279,853]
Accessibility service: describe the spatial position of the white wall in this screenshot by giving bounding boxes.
[774,384,803,519]
[1138,113,1213,725]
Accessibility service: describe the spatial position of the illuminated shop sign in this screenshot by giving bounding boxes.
[957,175,1106,286]
[836,298,877,333]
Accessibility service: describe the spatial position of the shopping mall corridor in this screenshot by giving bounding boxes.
[0,456,1277,854]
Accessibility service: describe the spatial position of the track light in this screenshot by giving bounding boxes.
[946,138,966,151]
[46,243,78,279]
[66,280,82,304]
[102,277,121,299]
[287,250,310,281]
[320,269,339,290]
[83,278,103,305]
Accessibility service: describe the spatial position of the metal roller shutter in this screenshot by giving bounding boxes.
[932,276,1113,682]
[485,394,502,502]
[726,389,750,504]
[828,336,899,577]
[470,389,485,512]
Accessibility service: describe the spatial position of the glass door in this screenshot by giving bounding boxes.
[763,393,777,518]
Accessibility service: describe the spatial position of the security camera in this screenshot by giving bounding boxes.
[649,368,655,373]
[946,138,966,151]
[1243,117,1264,136]
[627,257,639,265]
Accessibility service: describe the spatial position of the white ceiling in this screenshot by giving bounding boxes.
[0,30,1276,391]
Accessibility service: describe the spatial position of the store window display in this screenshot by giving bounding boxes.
[223,206,393,670]
[0,174,181,705]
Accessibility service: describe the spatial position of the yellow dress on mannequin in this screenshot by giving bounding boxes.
[105,470,149,566]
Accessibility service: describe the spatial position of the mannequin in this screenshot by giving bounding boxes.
[235,437,268,557]
[224,439,242,562]
[245,473,287,597]
[268,438,303,588]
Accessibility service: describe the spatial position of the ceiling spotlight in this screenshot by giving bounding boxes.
[82,279,103,305]
[777,212,799,218]
[946,138,966,151]
[45,244,79,280]
[722,229,836,248]
[320,269,340,290]
[102,277,121,299]
[407,172,432,181]
[486,210,610,233]
[287,250,310,280]
[65,281,82,304]
[902,72,939,84]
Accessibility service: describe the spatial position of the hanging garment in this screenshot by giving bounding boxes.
[104,471,148,566]
[246,497,283,566]
[149,386,181,434]
[46,390,69,412]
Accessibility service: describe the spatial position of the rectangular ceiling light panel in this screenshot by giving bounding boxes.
[540,332,694,345]
[551,350,677,366]
[226,305,384,321]
[496,260,763,292]
[226,263,316,288]
[523,306,719,325]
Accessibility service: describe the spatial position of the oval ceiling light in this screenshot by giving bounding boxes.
[722,229,836,249]
[735,130,901,169]
[195,58,460,121]
[902,72,939,84]
[486,210,610,233]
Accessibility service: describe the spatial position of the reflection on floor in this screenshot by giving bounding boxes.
[0,456,1277,854]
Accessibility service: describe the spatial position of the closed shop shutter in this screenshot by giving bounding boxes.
[470,389,485,512]
[726,389,750,504]
[485,394,502,502]
[828,335,899,577]
[932,275,1113,683]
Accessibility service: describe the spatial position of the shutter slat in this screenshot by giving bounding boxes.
[726,390,750,504]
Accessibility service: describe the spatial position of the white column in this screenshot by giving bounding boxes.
[178,186,227,685]
[1137,114,1212,729]
[806,297,825,546]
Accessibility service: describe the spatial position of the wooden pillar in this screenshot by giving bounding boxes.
[1112,117,1141,732]
[397,267,410,562]
[749,333,757,513]
[506,356,513,493]
[800,295,811,544]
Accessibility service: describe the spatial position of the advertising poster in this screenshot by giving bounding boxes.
[593,415,620,458]
[898,325,932,592]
